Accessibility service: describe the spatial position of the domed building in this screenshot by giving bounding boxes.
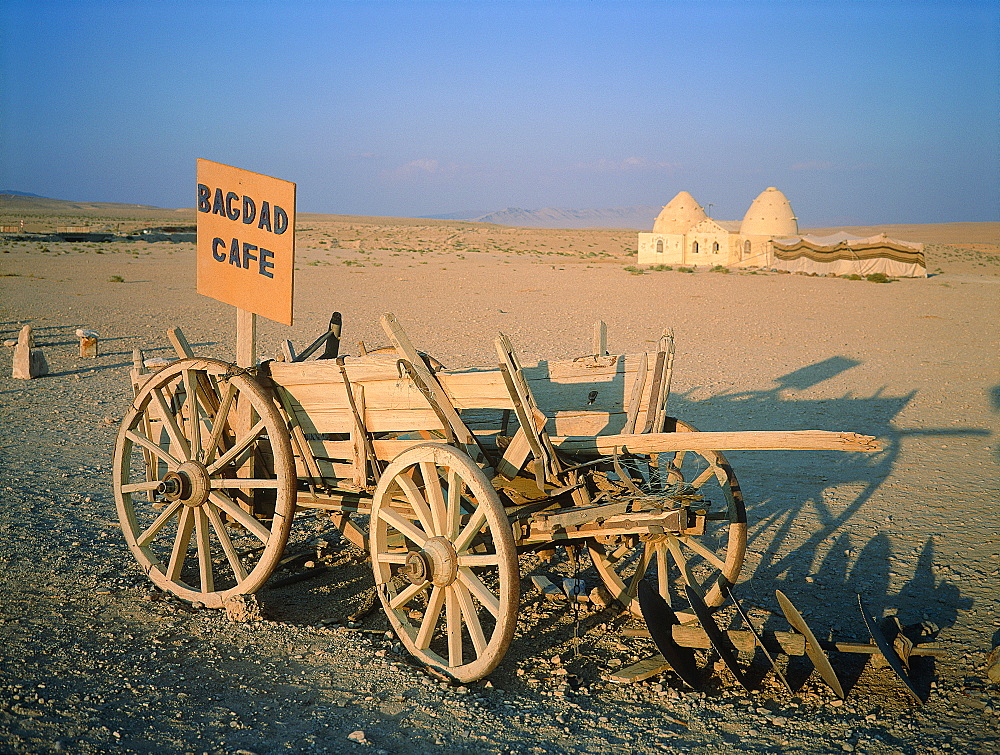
[638,187,797,268]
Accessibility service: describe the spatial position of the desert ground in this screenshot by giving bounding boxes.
[1,202,998,754]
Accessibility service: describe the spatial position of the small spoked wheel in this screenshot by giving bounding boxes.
[370,444,519,683]
[113,358,295,608]
[588,419,747,620]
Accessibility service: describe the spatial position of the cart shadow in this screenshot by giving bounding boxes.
[664,356,986,626]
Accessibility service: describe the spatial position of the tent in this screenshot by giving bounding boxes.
[771,233,926,278]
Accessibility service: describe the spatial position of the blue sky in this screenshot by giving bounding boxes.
[1,0,997,225]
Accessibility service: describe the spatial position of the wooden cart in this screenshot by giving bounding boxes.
[113,313,878,682]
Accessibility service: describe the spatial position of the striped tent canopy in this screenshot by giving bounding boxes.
[772,233,926,278]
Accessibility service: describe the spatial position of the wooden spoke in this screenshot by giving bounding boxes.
[208,492,272,543]
[666,535,702,595]
[446,469,463,539]
[446,587,462,667]
[454,580,487,656]
[393,473,436,535]
[183,369,202,459]
[149,385,191,460]
[114,358,295,608]
[454,506,487,554]
[416,585,446,649]
[205,503,248,582]
[457,567,501,618]
[689,465,721,490]
[124,429,181,469]
[420,461,448,537]
[624,542,654,601]
[203,381,237,465]
[210,478,282,489]
[389,579,430,610]
[206,418,267,474]
[377,506,429,548]
[676,534,728,571]
[370,444,518,683]
[136,500,183,547]
[655,540,670,602]
[588,419,746,618]
[194,507,214,592]
[375,551,409,565]
[457,554,500,567]
[165,506,195,582]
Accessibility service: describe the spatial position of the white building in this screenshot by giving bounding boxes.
[638,187,798,268]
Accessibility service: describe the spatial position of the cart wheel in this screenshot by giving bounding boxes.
[370,444,519,682]
[113,358,295,608]
[588,419,747,619]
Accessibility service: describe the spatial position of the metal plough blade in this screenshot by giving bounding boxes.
[775,589,845,699]
[858,595,924,704]
[723,584,793,696]
[684,584,753,691]
[637,581,701,690]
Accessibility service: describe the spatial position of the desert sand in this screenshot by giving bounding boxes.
[1,204,998,753]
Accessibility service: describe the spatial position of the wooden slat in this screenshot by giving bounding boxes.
[380,313,479,450]
[168,327,195,359]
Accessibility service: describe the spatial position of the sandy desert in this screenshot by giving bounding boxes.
[1,199,998,754]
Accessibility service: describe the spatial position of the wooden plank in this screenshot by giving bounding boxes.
[351,383,367,488]
[270,353,656,415]
[623,351,648,434]
[551,430,881,455]
[606,655,672,683]
[593,320,607,356]
[283,405,446,435]
[529,575,565,603]
[236,309,256,367]
[494,427,533,480]
[651,330,675,433]
[496,334,559,485]
[167,326,195,359]
[381,313,475,442]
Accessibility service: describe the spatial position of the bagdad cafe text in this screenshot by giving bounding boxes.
[196,159,295,325]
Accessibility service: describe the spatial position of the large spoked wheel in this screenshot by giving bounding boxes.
[113,358,296,608]
[588,419,747,620]
[370,444,519,683]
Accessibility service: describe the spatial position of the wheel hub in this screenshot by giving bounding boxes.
[158,462,210,507]
[401,537,458,586]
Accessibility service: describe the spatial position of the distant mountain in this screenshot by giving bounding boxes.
[0,193,176,213]
[0,190,46,198]
[418,210,492,221]
[461,206,661,229]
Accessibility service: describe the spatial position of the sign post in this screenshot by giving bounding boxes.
[196,159,296,366]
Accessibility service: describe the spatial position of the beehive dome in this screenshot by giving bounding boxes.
[740,187,798,237]
[652,191,708,234]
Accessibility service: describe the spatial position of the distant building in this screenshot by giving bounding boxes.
[637,187,797,268]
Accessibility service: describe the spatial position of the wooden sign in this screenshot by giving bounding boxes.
[196,159,295,325]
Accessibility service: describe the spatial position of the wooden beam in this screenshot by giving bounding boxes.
[236,308,256,368]
[167,326,195,359]
[551,429,881,455]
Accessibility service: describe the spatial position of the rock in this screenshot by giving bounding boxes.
[347,730,369,744]
[986,646,1000,684]
[224,594,263,623]
[12,325,48,379]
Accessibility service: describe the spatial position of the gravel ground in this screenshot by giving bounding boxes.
[1,230,998,754]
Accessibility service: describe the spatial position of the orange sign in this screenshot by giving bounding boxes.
[196,159,295,325]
